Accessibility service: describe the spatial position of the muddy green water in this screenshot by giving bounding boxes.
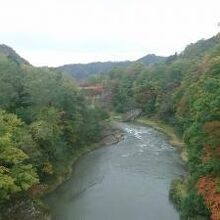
[45,123,185,220]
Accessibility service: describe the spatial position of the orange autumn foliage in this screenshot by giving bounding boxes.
[197,176,220,220]
[203,121,220,144]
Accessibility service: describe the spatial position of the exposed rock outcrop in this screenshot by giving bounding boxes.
[122,109,142,122]
[100,124,124,146]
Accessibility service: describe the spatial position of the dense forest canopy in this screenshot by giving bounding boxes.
[0,49,106,219]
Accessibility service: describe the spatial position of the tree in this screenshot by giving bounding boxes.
[0,110,39,200]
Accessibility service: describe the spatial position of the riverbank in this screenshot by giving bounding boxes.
[0,122,124,220]
[42,121,124,219]
[2,117,186,220]
[44,121,185,220]
[45,122,123,194]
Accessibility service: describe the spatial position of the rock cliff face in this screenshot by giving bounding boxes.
[100,124,124,146]
[122,109,142,122]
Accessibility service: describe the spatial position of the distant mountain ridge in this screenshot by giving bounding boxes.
[57,61,132,81]
[0,43,167,81]
[137,54,166,65]
[0,44,30,65]
[57,54,167,81]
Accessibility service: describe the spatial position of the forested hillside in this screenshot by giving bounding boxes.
[85,34,220,219]
[0,33,220,220]
[0,50,106,219]
[57,54,165,82]
[0,44,30,65]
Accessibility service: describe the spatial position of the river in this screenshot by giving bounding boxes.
[45,122,185,220]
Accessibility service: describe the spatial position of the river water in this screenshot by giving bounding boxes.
[45,123,185,220]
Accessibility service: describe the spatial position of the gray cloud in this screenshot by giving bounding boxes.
[0,0,219,66]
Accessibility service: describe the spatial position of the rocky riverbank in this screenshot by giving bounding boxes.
[100,123,124,146]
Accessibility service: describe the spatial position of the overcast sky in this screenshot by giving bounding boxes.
[0,0,219,66]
